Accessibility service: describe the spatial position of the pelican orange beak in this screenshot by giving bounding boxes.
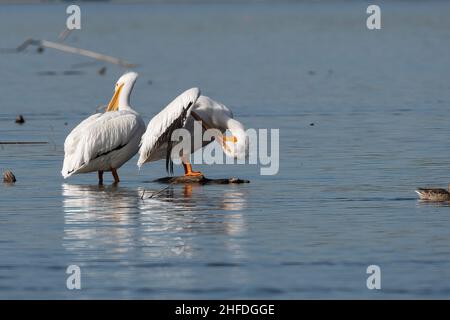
[223,136,238,143]
[220,135,238,153]
[106,83,124,112]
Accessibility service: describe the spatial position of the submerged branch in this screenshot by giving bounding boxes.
[141,183,175,200]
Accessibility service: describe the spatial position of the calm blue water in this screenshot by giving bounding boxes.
[1,1,450,299]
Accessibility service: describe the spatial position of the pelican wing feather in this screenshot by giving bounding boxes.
[138,88,200,170]
[62,111,142,177]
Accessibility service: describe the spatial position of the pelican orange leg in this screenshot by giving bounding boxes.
[182,162,203,177]
[111,168,120,183]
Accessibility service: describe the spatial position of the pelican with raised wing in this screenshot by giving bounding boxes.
[137,88,248,176]
[62,72,146,184]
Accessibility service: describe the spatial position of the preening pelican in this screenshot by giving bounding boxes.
[137,88,248,176]
[62,72,146,184]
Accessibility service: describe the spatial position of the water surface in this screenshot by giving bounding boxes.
[1,1,450,299]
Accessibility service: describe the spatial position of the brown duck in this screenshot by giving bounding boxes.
[416,184,450,201]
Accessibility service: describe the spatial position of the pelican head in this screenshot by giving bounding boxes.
[222,119,249,160]
[106,72,139,112]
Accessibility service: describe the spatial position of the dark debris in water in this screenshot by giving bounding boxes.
[15,115,25,124]
[37,71,57,76]
[98,66,107,76]
[63,70,83,76]
[37,70,84,76]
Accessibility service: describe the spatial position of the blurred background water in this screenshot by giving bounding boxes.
[1,1,450,299]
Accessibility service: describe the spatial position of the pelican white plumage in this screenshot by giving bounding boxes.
[137,88,248,176]
[62,72,146,184]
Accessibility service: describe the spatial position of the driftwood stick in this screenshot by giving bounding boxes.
[141,182,175,200]
[154,175,250,185]
[58,28,73,42]
[0,38,39,53]
[0,141,48,145]
[40,40,137,67]
[1,38,137,68]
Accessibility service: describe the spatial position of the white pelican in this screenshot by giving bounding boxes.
[62,72,146,184]
[137,88,248,176]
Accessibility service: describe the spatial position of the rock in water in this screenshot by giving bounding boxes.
[3,170,16,183]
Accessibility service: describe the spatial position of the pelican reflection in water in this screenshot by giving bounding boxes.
[62,183,248,259]
[62,183,140,254]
